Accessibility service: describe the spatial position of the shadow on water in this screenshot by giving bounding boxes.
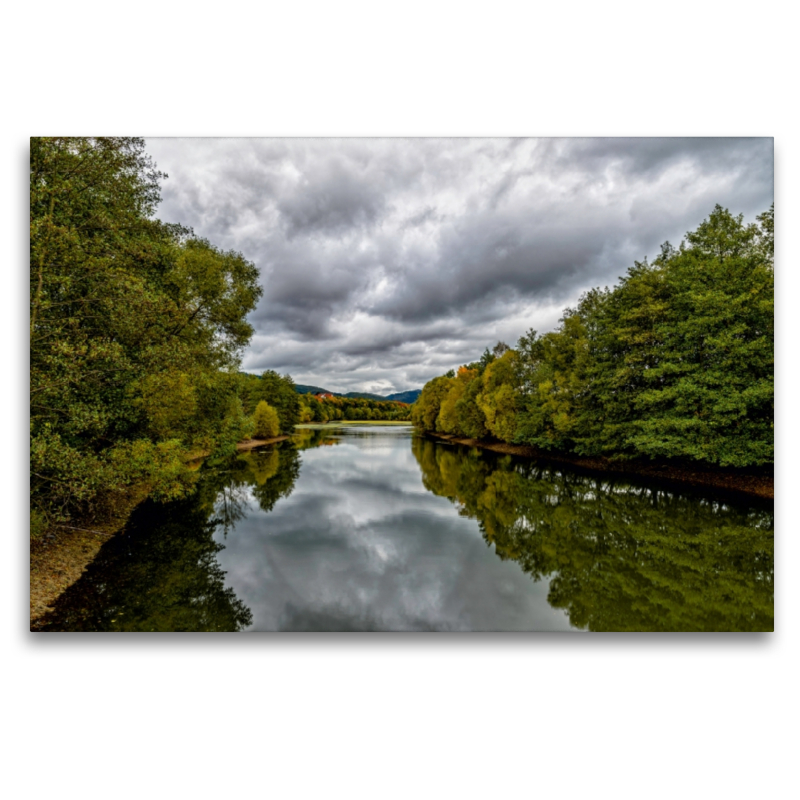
[411,437,773,632]
[37,429,773,632]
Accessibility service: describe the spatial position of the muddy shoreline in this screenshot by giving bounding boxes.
[424,432,774,500]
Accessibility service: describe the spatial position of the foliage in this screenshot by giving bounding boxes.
[301,394,412,423]
[412,205,774,469]
[240,370,302,433]
[411,375,454,431]
[476,349,521,442]
[253,401,280,439]
[30,137,262,527]
[436,367,477,434]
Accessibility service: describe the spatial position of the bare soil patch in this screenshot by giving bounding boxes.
[30,484,151,628]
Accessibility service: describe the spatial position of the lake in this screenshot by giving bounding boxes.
[39,424,774,632]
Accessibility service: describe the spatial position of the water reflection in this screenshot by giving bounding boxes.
[37,443,302,632]
[37,427,773,632]
[212,426,572,631]
[411,437,774,631]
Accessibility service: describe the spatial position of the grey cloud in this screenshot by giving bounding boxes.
[276,154,387,239]
[401,205,441,229]
[146,137,773,394]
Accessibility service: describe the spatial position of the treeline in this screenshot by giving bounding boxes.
[235,372,413,425]
[30,138,263,535]
[412,205,774,469]
[298,394,411,422]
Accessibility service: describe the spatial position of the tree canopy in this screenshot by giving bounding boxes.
[30,137,263,530]
[412,205,774,469]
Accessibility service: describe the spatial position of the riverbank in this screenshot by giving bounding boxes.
[425,432,774,500]
[31,435,291,627]
[30,483,153,627]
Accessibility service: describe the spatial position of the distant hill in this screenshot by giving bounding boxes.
[340,391,387,401]
[385,389,421,404]
[295,384,334,395]
[294,385,421,403]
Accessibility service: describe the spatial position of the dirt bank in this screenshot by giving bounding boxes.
[235,435,290,451]
[30,484,151,627]
[425,433,774,500]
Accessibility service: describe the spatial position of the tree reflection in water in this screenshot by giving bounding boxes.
[37,434,773,632]
[411,437,773,631]
[38,443,302,632]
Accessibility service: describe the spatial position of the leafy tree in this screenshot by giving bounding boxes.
[454,375,490,439]
[253,401,280,438]
[411,375,455,430]
[623,206,774,466]
[414,205,773,470]
[515,290,604,452]
[476,349,521,442]
[30,137,262,527]
[242,371,302,432]
[436,366,477,434]
[575,205,773,466]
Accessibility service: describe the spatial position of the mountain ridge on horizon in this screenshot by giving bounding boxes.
[294,384,421,403]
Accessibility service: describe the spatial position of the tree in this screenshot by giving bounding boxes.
[411,375,455,431]
[476,349,521,442]
[436,366,477,434]
[30,137,263,527]
[253,401,280,438]
[413,204,773,469]
[583,205,773,466]
[244,371,301,432]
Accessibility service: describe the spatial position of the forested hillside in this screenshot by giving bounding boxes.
[239,376,413,421]
[30,138,263,536]
[298,394,411,422]
[294,384,421,403]
[412,205,774,469]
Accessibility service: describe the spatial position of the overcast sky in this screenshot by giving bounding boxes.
[146,138,773,395]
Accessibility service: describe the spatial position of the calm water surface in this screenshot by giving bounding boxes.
[40,424,774,632]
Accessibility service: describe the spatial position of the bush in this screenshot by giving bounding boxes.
[253,401,280,438]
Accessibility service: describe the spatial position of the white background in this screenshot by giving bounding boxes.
[4,2,796,798]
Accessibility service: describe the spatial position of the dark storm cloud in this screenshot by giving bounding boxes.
[147,137,773,393]
[275,154,387,238]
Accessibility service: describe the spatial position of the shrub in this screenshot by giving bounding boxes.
[253,401,280,438]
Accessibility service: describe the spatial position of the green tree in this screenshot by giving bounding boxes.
[253,401,280,438]
[436,367,477,434]
[30,137,262,527]
[244,371,302,432]
[411,375,455,431]
[581,205,773,466]
[454,376,490,439]
[418,205,774,471]
[476,349,521,442]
